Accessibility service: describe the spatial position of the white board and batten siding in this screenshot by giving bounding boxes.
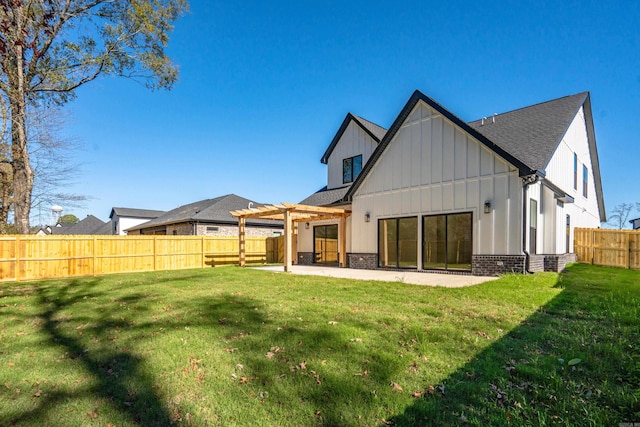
[327,121,378,190]
[351,100,523,257]
[543,106,602,252]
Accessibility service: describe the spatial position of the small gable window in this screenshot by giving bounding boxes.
[343,155,362,184]
[583,165,588,198]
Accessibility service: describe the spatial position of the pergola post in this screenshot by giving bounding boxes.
[283,209,292,272]
[339,215,347,268]
[239,216,246,267]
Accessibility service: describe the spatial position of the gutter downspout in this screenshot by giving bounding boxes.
[522,174,540,273]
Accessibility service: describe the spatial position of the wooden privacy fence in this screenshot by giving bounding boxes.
[0,235,282,283]
[574,228,640,270]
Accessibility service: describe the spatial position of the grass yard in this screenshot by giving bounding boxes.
[0,264,638,426]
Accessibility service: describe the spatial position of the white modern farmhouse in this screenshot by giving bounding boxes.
[233,90,605,275]
[292,90,606,275]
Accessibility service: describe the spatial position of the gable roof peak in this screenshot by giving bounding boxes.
[321,112,387,164]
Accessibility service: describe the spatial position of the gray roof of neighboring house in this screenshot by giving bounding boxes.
[109,207,166,220]
[467,92,589,171]
[299,186,350,207]
[126,194,283,232]
[321,113,386,164]
[57,215,110,235]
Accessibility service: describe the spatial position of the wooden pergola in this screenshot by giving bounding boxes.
[230,203,351,272]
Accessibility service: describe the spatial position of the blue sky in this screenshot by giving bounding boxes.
[56,0,640,227]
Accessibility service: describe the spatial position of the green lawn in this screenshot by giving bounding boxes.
[0,264,638,426]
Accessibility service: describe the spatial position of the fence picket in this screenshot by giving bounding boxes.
[575,228,640,270]
[0,235,281,282]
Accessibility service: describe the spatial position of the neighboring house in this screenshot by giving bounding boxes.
[631,218,640,230]
[297,90,605,275]
[37,215,111,235]
[126,194,283,236]
[109,207,166,235]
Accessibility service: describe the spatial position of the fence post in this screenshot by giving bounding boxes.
[627,233,631,270]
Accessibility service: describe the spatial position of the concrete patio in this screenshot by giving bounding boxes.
[251,265,497,288]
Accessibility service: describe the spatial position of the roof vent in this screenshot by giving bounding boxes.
[480,113,498,126]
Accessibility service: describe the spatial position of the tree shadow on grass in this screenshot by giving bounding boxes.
[3,278,174,426]
[2,272,274,426]
[385,264,640,426]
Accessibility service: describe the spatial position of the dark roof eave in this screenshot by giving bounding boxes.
[344,90,535,202]
[582,94,606,222]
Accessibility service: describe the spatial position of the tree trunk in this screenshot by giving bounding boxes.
[9,5,33,234]
[10,96,32,234]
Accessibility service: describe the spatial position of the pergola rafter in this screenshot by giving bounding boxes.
[230,203,351,272]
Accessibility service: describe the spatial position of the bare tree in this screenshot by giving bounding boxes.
[608,203,635,230]
[0,1,188,233]
[28,105,89,226]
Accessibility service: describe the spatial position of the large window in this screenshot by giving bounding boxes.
[583,165,588,198]
[529,199,538,254]
[343,155,363,183]
[423,213,472,271]
[314,224,339,264]
[378,217,418,268]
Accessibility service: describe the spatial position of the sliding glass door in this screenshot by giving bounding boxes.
[378,217,418,268]
[314,224,339,264]
[423,213,472,271]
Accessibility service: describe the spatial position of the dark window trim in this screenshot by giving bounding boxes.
[582,165,588,198]
[421,211,473,272]
[377,216,418,269]
[343,154,363,184]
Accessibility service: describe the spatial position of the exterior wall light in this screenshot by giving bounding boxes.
[484,201,492,214]
[364,212,371,222]
[305,222,310,230]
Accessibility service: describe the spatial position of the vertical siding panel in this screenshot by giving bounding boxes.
[431,185,443,212]
[467,136,479,178]
[454,182,466,209]
[411,122,422,187]
[442,183,454,211]
[493,175,508,253]
[431,117,442,183]
[421,117,432,185]
[479,177,495,253]
[454,129,467,180]
[480,147,494,176]
[442,122,454,182]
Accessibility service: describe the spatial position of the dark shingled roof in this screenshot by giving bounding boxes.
[299,186,350,207]
[56,215,110,235]
[109,207,166,220]
[467,92,589,171]
[321,113,386,164]
[126,194,282,232]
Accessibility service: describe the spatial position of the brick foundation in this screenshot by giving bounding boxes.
[347,253,378,269]
[543,253,577,272]
[528,255,545,272]
[472,255,527,276]
[297,252,314,265]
